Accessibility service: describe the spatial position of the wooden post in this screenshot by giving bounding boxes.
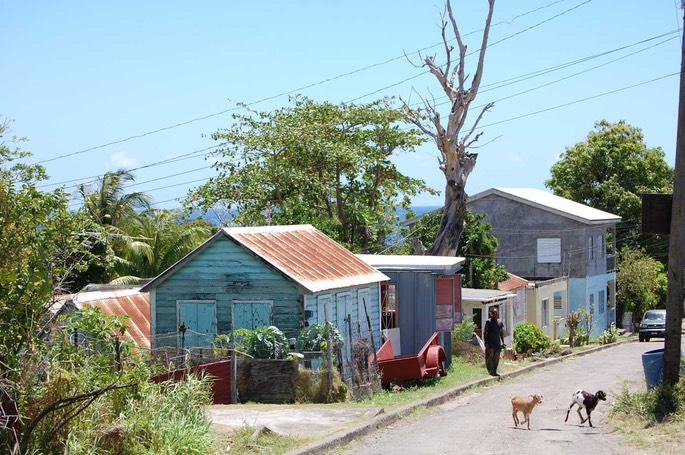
[230,307,238,404]
[324,303,333,402]
[363,297,380,389]
[663,5,685,385]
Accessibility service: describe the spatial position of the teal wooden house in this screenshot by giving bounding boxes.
[141,225,389,355]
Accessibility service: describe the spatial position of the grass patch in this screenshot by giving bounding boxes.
[355,361,487,409]
[212,426,311,455]
[609,382,685,454]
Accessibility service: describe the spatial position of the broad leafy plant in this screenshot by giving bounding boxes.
[513,322,551,354]
[234,326,288,359]
[296,323,344,352]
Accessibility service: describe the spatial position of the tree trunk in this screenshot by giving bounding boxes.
[430,144,477,256]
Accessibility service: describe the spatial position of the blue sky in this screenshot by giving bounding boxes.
[3,0,682,210]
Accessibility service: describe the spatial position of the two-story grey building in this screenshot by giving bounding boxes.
[468,188,621,337]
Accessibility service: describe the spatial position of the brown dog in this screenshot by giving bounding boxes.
[511,394,543,430]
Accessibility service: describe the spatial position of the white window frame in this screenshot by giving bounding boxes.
[537,238,561,263]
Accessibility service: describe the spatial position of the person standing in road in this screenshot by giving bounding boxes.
[483,307,505,376]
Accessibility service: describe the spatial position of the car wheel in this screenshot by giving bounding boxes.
[639,334,644,342]
[645,336,650,342]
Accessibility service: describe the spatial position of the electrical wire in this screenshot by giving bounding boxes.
[29,0,593,166]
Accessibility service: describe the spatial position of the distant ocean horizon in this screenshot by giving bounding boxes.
[190,205,441,226]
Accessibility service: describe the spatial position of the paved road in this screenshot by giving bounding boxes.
[339,341,672,455]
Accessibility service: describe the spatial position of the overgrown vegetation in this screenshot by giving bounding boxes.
[610,381,685,453]
[452,319,477,342]
[66,375,213,454]
[295,368,349,404]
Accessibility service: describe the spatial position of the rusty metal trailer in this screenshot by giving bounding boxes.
[373,332,446,386]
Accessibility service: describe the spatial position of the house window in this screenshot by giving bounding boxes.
[599,290,605,314]
[588,236,594,260]
[598,235,605,259]
[537,238,561,263]
[589,293,595,314]
[542,298,549,327]
[553,291,563,317]
[381,283,397,330]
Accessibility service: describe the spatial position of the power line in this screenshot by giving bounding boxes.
[48,29,679,193]
[29,0,591,166]
[349,0,596,104]
[69,72,680,210]
[478,72,679,129]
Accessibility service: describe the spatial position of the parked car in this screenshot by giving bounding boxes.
[638,309,666,342]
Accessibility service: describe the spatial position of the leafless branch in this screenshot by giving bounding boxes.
[469,134,502,149]
[461,102,494,146]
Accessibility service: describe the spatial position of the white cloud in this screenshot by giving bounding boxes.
[109,151,138,168]
[507,153,523,162]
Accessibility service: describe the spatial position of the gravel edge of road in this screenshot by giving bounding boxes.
[286,338,636,455]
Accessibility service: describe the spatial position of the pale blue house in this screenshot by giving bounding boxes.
[141,225,388,355]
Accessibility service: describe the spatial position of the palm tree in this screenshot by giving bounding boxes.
[78,169,151,228]
[112,209,213,282]
[75,169,151,285]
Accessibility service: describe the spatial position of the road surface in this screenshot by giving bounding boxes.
[339,341,672,455]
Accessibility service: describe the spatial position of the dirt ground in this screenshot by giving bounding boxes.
[207,403,384,437]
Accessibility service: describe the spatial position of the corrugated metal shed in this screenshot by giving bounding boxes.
[468,188,621,225]
[142,224,389,294]
[54,287,151,349]
[356,254,465,274]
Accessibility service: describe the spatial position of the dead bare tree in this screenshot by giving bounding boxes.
[404,0,495,256]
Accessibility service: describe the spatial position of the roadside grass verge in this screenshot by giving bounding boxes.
[356,361,487,409]
[212,426,311,455]
[609,381,685,454]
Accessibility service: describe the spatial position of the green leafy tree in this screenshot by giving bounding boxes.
[187,97,432,252]
[402,209,507,288]
[616,246,667,326]
[0,118,136,452]
[546,120,673,259]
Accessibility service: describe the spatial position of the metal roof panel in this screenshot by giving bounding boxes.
[224,225,389,293]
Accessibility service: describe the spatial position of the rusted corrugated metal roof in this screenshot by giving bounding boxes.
[142,224,389,294]
[497,273,529,292]
[225,225,389,293]
[56,287,151,350]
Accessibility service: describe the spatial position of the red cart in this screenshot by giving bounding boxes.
[372,332,446,387]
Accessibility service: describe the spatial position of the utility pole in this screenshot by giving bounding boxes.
[663,5,685,385]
